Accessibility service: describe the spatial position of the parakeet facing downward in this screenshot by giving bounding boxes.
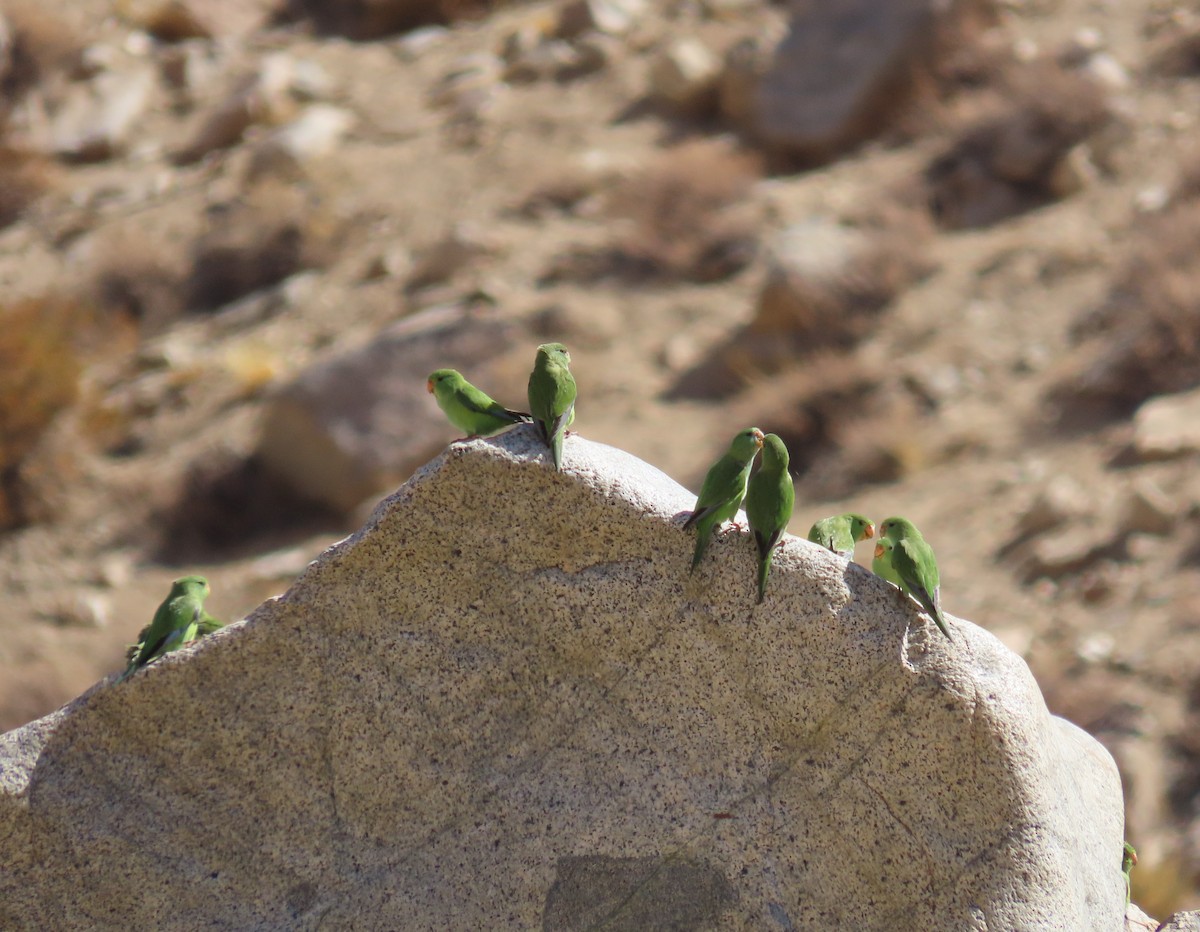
[526,343,577,471]
[683,427,765,573]
[876,517,952,640]
[119,575,210,681]
[807,513,875,558]
[745,433,794,603]
[427,369,531,438]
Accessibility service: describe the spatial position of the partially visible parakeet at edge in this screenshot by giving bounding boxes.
[1122,842,1138,906]
[427,368,531,438]
[118,575,210,682]
[807,513,875,558]
[683,427,764,573]
[745,433,795,603]
[526,343,577,471]
[875,517,952,640]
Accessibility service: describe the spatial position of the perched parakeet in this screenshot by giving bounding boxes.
[427,369,531,438]
[745,433,795,603]
[118,575,210,681]
[526,343,577,471]
[871,536,904,586]
[1122,842,1137,906]
[807,513,875,558]
[683,427,765,572]
[876,517,952,640]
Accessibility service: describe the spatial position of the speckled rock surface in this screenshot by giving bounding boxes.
[0,428,1126,930]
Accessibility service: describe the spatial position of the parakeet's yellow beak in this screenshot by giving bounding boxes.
[426,378,435,394]
[864,523,876,539]
[874,542,885,559]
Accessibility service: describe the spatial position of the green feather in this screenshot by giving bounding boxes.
[878,517,952,640]
[526,343,577,471]
[745,434,794,603]
[428,369,530,437]
[118,575,211,681]
[807,512,874,557]
[684,428,764,572]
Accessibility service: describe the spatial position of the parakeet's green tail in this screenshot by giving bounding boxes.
[756,547,773,604]
[931,607,952,640]
[552,424,564,470]
[690,532,708,573]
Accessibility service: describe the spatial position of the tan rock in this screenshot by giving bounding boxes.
[1133,388,1200,461]
[1121,477,1176,537]
[256,305,523,513]
[752,0,993,161]
[0,432,1128,929]
[648,38,722,115]
[50,65,157,162]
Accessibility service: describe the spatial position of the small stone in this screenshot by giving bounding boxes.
[50,66,157,162]
[172,53,305,164]
[1132,388,1200,460]
[556,0,647,38]
[393,25,449,61]
[39,591,111,628]
[427,53,504,110]
[648,38,721,115]
[1083,52,1130,91]
[1121,477,1176,536]
[246,104,355,179]
[95,554,135,589]
[1024,524,1117,579]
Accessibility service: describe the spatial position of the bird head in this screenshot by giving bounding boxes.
[427,369,459,395]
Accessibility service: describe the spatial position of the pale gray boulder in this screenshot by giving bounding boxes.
[1,429,1127,930]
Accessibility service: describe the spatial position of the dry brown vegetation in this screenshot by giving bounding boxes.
[0,147,55,228]
[0,297,88,529]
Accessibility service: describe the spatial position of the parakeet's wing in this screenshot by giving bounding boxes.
[891,536,946,633]
[682,455,743,528]
[457,382,530,423]
[897,537,939,599]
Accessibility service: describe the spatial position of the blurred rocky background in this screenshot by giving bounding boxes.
[0,0,1198,917]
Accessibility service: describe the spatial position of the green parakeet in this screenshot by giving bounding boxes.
[1122,842,1137,906]
[876,517,952,640]
[683,427,764,572]
[427,369,531,438]
[118,575,210,681]
[745,433,794,603]
[871,536,904,586]
[807,513,875,558]
[526,343,577,471]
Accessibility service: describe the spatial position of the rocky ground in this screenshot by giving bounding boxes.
[1,0,1199,916]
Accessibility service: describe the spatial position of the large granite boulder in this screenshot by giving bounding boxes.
[0,429,1127,929]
